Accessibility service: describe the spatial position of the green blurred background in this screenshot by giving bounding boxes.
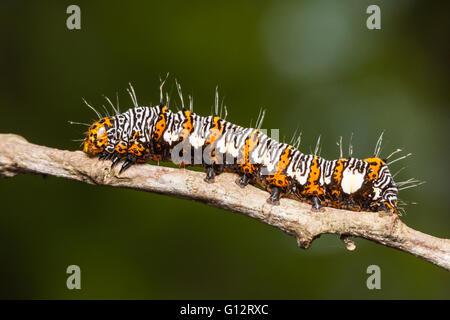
[0,0,449,299]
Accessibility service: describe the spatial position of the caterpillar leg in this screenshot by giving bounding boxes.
[99,150,113,160]
[100,151,123,168]
[118,144,143,173]
[110,152,124,168]
[215,164,224,174]
[204,165,215,183]
[106,141,129,169]
[204,164,224,183]
[99,150,125,169]
[312,196,322,211]
[267,186,281,205]
[119,149,154,173]
[120,156,136,173]
[235,174,249,188]
[119,139,156,173]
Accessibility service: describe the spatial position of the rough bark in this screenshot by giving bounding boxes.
[0,133,449,271]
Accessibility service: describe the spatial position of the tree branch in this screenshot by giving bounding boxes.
[1,133,449,271]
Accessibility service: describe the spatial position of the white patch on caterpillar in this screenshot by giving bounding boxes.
[189,134,205,148]
[251,147,267,166]
[373,187,382,200]
[170,132,180,142]
[98,127,106,136]
[163,130,180,145]
[216,136,227,154]
[251,153,263,164]
[341,168,365,194]
[286,170,294,178]
[163,131,172,143]
[285,159,295,177]
[226,142,239,157]
[294,168,310,185]
[293,157,312,185]
[262,152,272,167]
[267,161,276,173]
[318,161,325,185]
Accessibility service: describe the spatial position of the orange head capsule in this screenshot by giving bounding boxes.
[83,118,111,155]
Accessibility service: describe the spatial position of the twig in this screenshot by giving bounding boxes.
[0,133,449,271]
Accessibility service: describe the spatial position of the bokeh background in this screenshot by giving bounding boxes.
[0,0,449,299]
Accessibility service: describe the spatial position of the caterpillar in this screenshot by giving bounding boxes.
[79,83,421,214]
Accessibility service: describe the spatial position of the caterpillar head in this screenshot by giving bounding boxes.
[83,118,114,155]
[364,157,399,213]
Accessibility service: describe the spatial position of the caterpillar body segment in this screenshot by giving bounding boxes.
[83,102,400,214]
